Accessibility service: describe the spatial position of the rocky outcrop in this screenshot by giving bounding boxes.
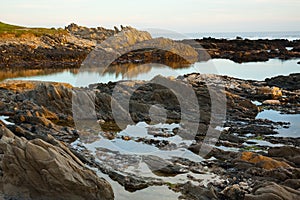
[0,72,299,199]
[81,27,198,69]
[1,24,199,69]
[0,81,76,142]
[182,38,300,63]
[0,124,114,200]
[65,23,115,42]
[0,31,96,68]
[266,73,300,90]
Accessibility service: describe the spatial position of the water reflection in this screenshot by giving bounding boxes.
[0,68,78,82]
[1,58,299,87]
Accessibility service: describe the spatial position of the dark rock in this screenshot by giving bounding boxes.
[182,38,300,63]
[268,146,300,167]
[221,184,245,200]
[142,155,188,176]
[266,73,300,90]
[283,179,300,190]
[245,182,300,200]
[176,182,218,200]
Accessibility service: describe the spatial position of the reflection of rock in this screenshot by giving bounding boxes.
[0,125,114,200]
[0,68,66,82]
[103,62,191,79]
[104,63,152,79]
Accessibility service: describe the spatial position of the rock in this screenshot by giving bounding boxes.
[266,73,300,90]
[65,23,115,42]
[283,179,300,190]
[268,146,300,167]
[257,86,282,100]
[83,28,199,69]
[245,182,300,200]
[0,125,114,200]
[239,152,291,170]
[142,155,188,176]
[221,184,245,200]
[177,182,218,200]
[182,38,300,63]
[262,100,281,105]
[297,61,300,64]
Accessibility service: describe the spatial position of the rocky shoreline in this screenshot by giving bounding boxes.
[1,24,300,69]
[0,72,299,199]
[0,23,299,200]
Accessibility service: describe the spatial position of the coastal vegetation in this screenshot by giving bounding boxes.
[0,21,67,37]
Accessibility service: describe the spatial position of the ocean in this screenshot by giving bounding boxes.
[148,30,300,41]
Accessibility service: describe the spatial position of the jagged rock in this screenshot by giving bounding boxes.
[65,23,115,42]
[0,125,114,200]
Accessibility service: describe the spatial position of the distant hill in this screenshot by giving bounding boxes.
[0,21,66,37]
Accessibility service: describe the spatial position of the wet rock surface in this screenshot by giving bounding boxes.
[0,72,299,199]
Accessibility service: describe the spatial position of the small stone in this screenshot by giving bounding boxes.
[262,100,281,105]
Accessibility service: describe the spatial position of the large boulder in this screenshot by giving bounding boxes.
[0,125,114,200]
[81,27,198,70]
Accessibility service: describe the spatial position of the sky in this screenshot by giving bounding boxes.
[1,0,300,33]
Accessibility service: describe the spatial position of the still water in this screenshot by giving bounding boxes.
[2,58,299,87]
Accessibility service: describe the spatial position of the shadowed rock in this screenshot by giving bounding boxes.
[0,125,114,200]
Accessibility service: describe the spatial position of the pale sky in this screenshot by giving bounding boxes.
[1,0,299,33]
